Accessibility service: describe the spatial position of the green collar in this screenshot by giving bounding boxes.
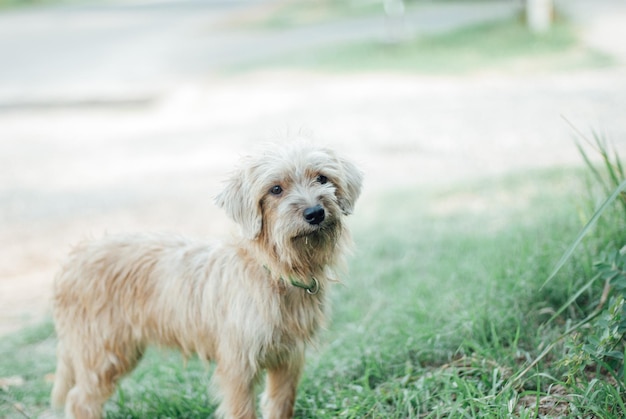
[263,265,320,295]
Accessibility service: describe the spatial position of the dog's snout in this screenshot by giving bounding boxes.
[303,205,325,225]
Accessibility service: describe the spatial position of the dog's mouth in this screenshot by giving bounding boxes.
[292,220,339,243]
[293,230,318,242]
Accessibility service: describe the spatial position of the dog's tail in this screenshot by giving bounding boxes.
[50,342,75,410]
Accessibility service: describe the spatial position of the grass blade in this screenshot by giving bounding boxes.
[541,179,626,289]
[593,130,622,190]
[575,140,610,195]
[545,272,601,325]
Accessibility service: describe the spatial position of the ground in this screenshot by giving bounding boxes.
[1,0,626,336]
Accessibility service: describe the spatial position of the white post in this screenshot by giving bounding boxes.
[526,0,553,33]
[384,0,407,42]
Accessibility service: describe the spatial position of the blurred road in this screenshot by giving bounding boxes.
[0,0,261,102]
[0,0,625,335]
[0,0,520,104]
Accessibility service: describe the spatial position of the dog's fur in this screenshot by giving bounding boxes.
[50,142,362,419]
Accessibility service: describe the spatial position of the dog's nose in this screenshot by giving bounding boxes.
[303,205,325,225]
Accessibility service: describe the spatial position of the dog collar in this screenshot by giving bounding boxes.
[289,277,320,295]
[263,265,320,295]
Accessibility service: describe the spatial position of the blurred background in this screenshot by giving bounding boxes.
[1,0,625,335]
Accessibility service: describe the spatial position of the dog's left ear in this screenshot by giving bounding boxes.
[215,165,263,240]
[335,155,363,215]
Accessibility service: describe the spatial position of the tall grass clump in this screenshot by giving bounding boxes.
[537,123,626,416]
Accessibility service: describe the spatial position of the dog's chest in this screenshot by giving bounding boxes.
[286,294,323,335]
[262,292,324,356]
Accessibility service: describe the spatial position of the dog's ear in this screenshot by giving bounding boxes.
[215,166,263,240]
[335,155,363,215]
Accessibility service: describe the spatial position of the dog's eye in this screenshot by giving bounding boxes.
[270,185,283,195]
[317,175,328,185]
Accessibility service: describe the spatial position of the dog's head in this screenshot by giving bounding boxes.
[215,142,362,266]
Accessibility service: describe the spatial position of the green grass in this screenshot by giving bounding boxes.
[4,167,624,418]
[0,322,57,418]
[231,17,614,75]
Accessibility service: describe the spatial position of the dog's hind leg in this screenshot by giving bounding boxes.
[51,342,75,410]
[65,385,109,419]
[64,342,145,419]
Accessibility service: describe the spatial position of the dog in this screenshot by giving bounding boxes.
[50,141,362,419]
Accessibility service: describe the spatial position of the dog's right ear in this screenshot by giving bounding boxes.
[214,166,263,240]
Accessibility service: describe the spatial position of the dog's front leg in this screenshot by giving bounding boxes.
[213,364,258,419]
[260,355,304,419]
